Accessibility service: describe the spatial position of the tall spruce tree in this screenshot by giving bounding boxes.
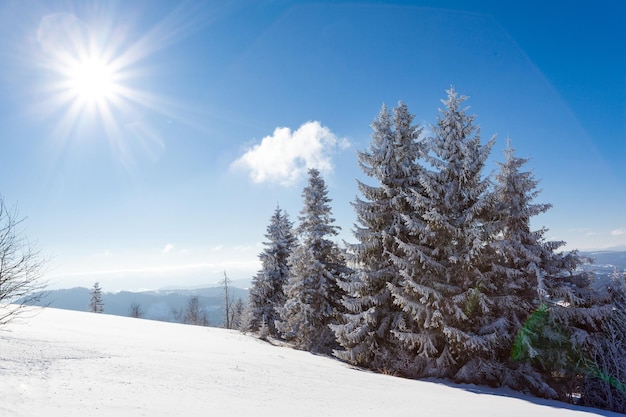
[276,168,348,353]
[451,141,567,395]
[484,142,612,400]
[332,102,424,371]
[247,206,295,336]
[491,146,614,398]
[388,88,495,378]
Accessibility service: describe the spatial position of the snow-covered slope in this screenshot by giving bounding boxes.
[0,308,618,416]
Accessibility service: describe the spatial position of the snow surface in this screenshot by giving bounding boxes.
[0,308,619,416]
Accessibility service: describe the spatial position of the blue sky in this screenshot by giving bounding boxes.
[0,0,624,290]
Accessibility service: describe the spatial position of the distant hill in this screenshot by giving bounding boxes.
[580,250,626,289]
[24,251,625,324]
[581,250,626,269]
[24,286,249,327]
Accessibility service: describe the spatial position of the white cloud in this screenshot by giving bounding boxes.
[231,121,349,186]
[162,243,174,254]
[611,229,625,236]
[568,227,596,236]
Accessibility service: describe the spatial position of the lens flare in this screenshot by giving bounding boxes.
[513,303,626,395]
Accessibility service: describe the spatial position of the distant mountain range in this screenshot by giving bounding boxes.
[25,286,249,327]
[24,251,625,326]
[580,250,626,288]
[581,250,626,269]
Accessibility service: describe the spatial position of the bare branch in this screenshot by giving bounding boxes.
[0,197,47,326]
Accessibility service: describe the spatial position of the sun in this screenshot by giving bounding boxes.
[65,55,118,105]
[34,8,212,167]
[37,12,130,124]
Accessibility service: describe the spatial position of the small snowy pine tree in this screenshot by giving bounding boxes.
[247,206,295,336]
[276,168,349,353]
[231,297,245,331]
[88,282,104,313]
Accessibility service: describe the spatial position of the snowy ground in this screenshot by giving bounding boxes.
[0,308,619,417]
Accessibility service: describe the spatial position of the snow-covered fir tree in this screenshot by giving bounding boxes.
[88,282,104,313]
[387,87,496,378]
[232,297,246,331]
[247,206,296,336]
[493,142,613,399]
[332,102,424,371]
[276,168,349,353]
[463,141,569,396]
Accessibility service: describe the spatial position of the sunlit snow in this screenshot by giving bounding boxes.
[0,308,618,416]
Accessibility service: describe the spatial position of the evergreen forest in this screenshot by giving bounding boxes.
[244,88,626,413]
